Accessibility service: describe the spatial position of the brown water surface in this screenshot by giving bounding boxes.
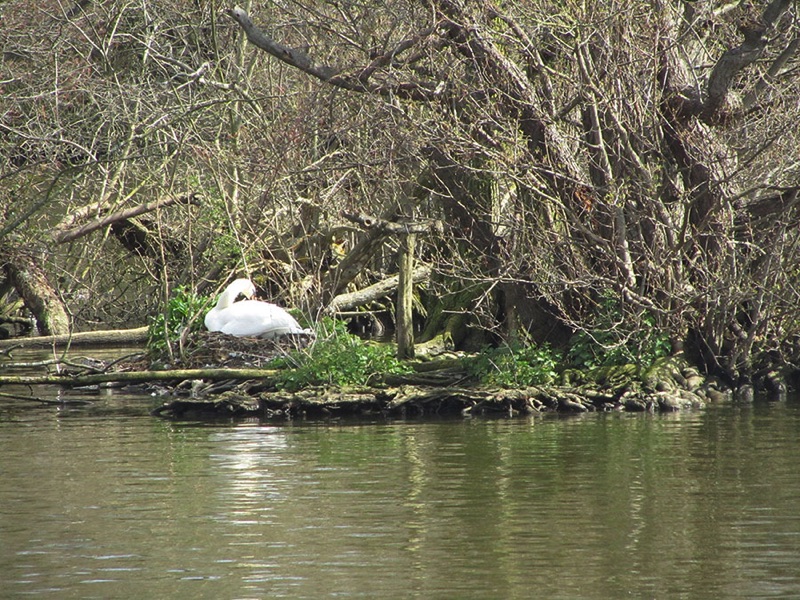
[1,349,799,598]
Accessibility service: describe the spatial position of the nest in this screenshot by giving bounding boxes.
[157,330,313,370]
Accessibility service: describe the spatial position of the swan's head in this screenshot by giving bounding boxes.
[227,278,256,300]
[214,278,257,311]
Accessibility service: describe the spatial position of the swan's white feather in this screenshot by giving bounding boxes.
[205,279,311,339]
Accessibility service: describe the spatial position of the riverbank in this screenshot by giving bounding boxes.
[1,328,782,420]
[148,346,719,420]
[151,379,711,420]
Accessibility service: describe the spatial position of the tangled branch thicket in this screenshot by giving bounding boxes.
[2,0,800,386]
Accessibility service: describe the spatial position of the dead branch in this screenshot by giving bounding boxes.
[225,6,440,100]
[341,211,443,235]
[0,391,93,406]
[319,212,441,306]
[320,222,393,304]
[53,194,198,244]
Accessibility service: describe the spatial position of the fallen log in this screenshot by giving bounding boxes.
[3,246,71,336]
[0,326,150,349]
[326,264,431,313]
[0,367,280,387]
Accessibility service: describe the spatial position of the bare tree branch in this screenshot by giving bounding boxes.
[226,6,440,100]
[52,194,199,244]
[704,0,794,119]
[743,34,800,110]
[327,264,432,314]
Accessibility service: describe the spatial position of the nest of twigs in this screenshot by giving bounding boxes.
[153,330,314,370]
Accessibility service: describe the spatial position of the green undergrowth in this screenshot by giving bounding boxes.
[466,340,666,390]
[272,318,413,391]
[145,286,674,394]
[466,343,561,387]
[147,285,209,358]
[566,293,671,370]
[467,300,671,390]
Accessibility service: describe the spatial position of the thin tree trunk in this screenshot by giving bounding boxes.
[396,233,416,359]
[0,367,280,387]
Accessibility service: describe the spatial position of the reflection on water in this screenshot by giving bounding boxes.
[1,390,800,598]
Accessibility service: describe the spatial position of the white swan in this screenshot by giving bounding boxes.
[204,278,312,339]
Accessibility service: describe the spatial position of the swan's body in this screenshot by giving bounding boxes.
[205,279,312,339]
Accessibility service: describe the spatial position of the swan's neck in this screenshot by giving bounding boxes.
[215,279,253,311]
[216,289,238,311]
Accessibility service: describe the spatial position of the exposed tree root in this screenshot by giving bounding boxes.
[151,381,709,421]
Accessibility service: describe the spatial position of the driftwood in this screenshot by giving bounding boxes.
[0,326,149,349]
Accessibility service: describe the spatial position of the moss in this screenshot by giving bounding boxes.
[641,355,690,391]
[589,364,639,390]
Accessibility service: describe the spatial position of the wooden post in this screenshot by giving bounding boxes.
[336,211,440,356]
[396,232,416,359]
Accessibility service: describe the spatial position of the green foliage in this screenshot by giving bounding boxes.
[274,318,412,391]
[567,292,671,370]
[147,286,209,356]
[467,343,561,388]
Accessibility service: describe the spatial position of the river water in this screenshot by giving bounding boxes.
[1,360,800,598]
